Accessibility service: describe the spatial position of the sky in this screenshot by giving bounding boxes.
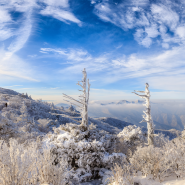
[1,0,185,102]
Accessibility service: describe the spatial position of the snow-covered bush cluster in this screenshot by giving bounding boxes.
[116,125,147,156]
[0,138,67,185]
[130,137,185,182]
[108,129,185,185]
[43,122,125,183]
[108,163,134,185]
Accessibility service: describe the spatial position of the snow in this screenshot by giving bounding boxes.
[133,176,185,185]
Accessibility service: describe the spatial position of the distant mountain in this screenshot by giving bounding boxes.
[95,117,133,130]
[56,103,69,108]
[100,99,144,105]
[88,100,185,131]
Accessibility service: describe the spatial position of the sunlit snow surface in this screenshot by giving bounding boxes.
[133,175,185,185]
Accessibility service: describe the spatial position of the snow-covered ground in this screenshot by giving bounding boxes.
[134,176,185,185]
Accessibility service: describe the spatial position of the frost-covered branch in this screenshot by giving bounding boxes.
[132,83,154,146]
[63,68,90,130]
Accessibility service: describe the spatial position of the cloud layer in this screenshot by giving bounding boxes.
[93,0,185,48]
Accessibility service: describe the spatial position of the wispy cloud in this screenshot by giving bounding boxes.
[4,10,33,60]
[0,7,13,41]
[39,0,81,25]
[4,85,23,88]
[0,0,82,82]
[93,0,185,48]
[0,48,39,82]
[1,0,81,60]
[40,47,110,77]
[40,48,92,62]
[50,87,59,89]
[39,44,185,92]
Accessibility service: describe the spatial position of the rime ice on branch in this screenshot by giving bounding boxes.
[132,83,154,145]
[63,68,90,131]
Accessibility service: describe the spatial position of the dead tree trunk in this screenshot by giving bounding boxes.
[63,68,90,131]
[133,83,154,145]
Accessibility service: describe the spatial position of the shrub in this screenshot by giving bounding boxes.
[108,163,134,185]
[0,138,68,185]
[42,123,125,183]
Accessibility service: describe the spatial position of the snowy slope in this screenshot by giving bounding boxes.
[0,87,181,142]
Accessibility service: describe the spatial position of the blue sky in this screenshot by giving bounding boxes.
[1,0,185,102]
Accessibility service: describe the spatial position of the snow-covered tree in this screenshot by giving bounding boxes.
[18,101,32,124]
[63,68,90,131]
[117,125,147,156]
[68,105,75,112]
[133,83,154,146]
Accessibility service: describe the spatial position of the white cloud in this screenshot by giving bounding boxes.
[145,24,159,38]
[175,26,185,39]
[93,0,185,48]
[40,48,92,62]
[0,8,12,23]
[0,0,81,60]
[0,8,13,41]
[161,42,169,49]
[0,1,36,60]
[0,48,39,82]
[39,44,185,94]
[39,0,81,25]
[4,10,32,60]
[151,4,179,31]
[91,0,96,5]
[146,75,185,91]
[40,0,69,8]
[130,0,149,7]
[40,47,111,82]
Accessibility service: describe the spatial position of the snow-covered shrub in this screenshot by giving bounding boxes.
[37,118,60,133]
[0,113,17,141]
[130,145,164,180]
[0,139,38,185]
[35,144,67,185]
[43,122,125,183]
[0,138,68,185]
[154,132,169,148]
[130,137,185,182]
[8,95,23,109]
[17,101,33,124]
[116,125,146,156]
[162,137,185,179]
[108,163,134,185]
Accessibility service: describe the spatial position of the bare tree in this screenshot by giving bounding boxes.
[63,68,90,131]
[132,83,154,145]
